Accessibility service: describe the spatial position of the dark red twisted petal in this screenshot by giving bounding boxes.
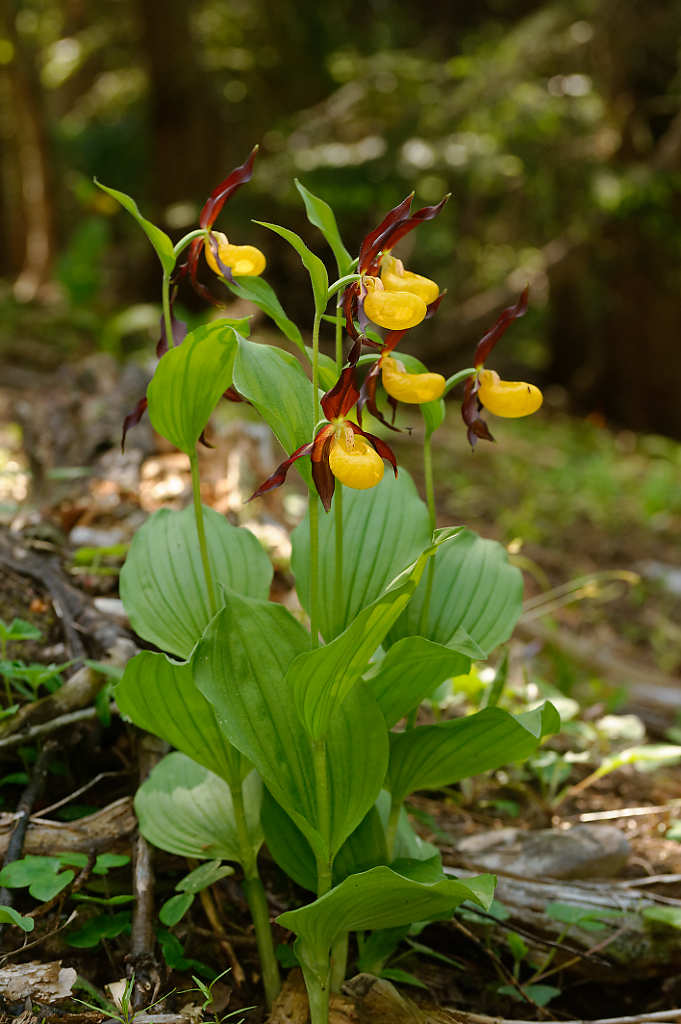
[357,359,401,433]
[359,193,413,273]
[342,282,360,340]
[378,195,450,257]
[156,307,188,358]
[199,145,259,229]
[473,286,529,367]
[461,376,494,449]
[248,440,315,502]
[223,387,247,404]
[311,431,336,511]
[121,396,148,452]
[350,422,398,477]
[382,329,408,355]
[425,290,447,320]
[321,366,360,421]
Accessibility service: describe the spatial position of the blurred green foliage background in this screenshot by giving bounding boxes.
[1,0,681,435]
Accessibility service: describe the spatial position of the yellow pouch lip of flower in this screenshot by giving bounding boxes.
[328,435,384,490]
[381,356,445,404]
[380,256,440,306]
[363,285,427,331]
[205,233,266,277]
[477,369,543,418]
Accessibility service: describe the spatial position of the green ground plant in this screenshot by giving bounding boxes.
[98,147,559,1023]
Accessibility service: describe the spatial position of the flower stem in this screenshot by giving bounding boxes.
[385,796,402,861]
[308,312,322,647]
[443,366,476,396]
[189,452,217,618]
[330,931,348,993]
[161,271,174,349]
[333,298,344,639]
[419,432,437,638]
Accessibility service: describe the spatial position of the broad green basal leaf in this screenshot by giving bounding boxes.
[288,542,445,740]
[291,469,432,641]
[119,503,272,659]
[147,322,237,455]
[115,651,248,786]
[387,702,560,805]
[388,528,523,656]
[95,180,176,275]
[255,220,329,316]
[233,336,314,485]
[135,752,263,864]
[194,593,388,863]
[295,180,353,276]
[278,866,494,981]
[365,637,472,728]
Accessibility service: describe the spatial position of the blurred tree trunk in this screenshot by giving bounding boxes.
[2,0,57,300]
[137,0,221,215]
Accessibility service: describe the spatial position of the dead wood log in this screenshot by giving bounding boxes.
[0,797,136,857]
[448,866,681,978]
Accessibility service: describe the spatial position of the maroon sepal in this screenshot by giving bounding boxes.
[461,376,494,449]
[311,431,336,511]
[198,428,214,449]
[205,233,234,282]
[348,336,363,366]
[425,290,447,319]
[342,282,360,340]
[358,193,414,273]
[350,422,398,477]
[382,329,408,355]
[223,387,247,404]
[184,238,224,307]
[121,396,148,452]
[378,195,450,257]
[473,286,529,367]
[321,366,360,420]
[248,440,315,502]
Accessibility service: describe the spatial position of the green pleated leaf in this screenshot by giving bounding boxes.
[233,337,315,486]
[288,542,443,740]
[261,787,318,892]
[365,637,472,728]
[331,804,388,883]
[119,504,272,660]
[304,347,338,391]
[135,752,263,864]
[291,470,432,641]
[224,276,304,352]
[95,180,176,274]
[295,180,353,276]
[388,528,524,656]
[115,651,248,786]
[278,867,495,978]
[255,221,329,316]
[194,593,389,863]
[387,702,560,805]
[376,791,440,864]
[147,322,237,455]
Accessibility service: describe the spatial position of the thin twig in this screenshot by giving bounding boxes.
[577,802,681,822]
[0,704,115,750]
[197,886,246,986]
[34,770,126,818]
[0,909,78,963]
[0,740,57,909]
[449,1010,681,1024]
[450,915,553,1021]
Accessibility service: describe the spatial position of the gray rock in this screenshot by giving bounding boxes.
[457,823,630,879]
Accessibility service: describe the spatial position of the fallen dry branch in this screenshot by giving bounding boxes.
[0,797,136,857]
[449,867,681,978]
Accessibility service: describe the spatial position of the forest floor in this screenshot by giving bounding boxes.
[0,349,681,1024]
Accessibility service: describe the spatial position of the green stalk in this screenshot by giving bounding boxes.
[333,297,344,639]
[418,432,437,638]
[161,271,174,350]
[189,452,217,617]
[443,366,476,396]
[385,796,402,861]
[304,967,330,1024]
[230,782,280,1007]
[329,932,349,993]
[308,312,322,647]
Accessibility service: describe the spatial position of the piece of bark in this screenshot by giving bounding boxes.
[0,961,77,1001]
[447,866,681,977]
[0,797,136,857]
[456,825,631,880]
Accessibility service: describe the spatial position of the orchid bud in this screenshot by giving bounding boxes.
[381,355,445,404]
[363,276,427,331]
[205,231,266,277]
[380,255,440,305]
[477,369,543,418]
[329,431,384,489]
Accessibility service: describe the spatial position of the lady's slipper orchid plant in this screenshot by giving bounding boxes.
[250,366,397,510]
[462,286,543,447]
[101,157,558,1024]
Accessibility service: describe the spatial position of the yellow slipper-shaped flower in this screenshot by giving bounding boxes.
[363,277,427,331]
[380,255,440,306]
[477,369,543,418]
[381,356,445,404]
[205,231,266,277]
[329,432,385,489]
